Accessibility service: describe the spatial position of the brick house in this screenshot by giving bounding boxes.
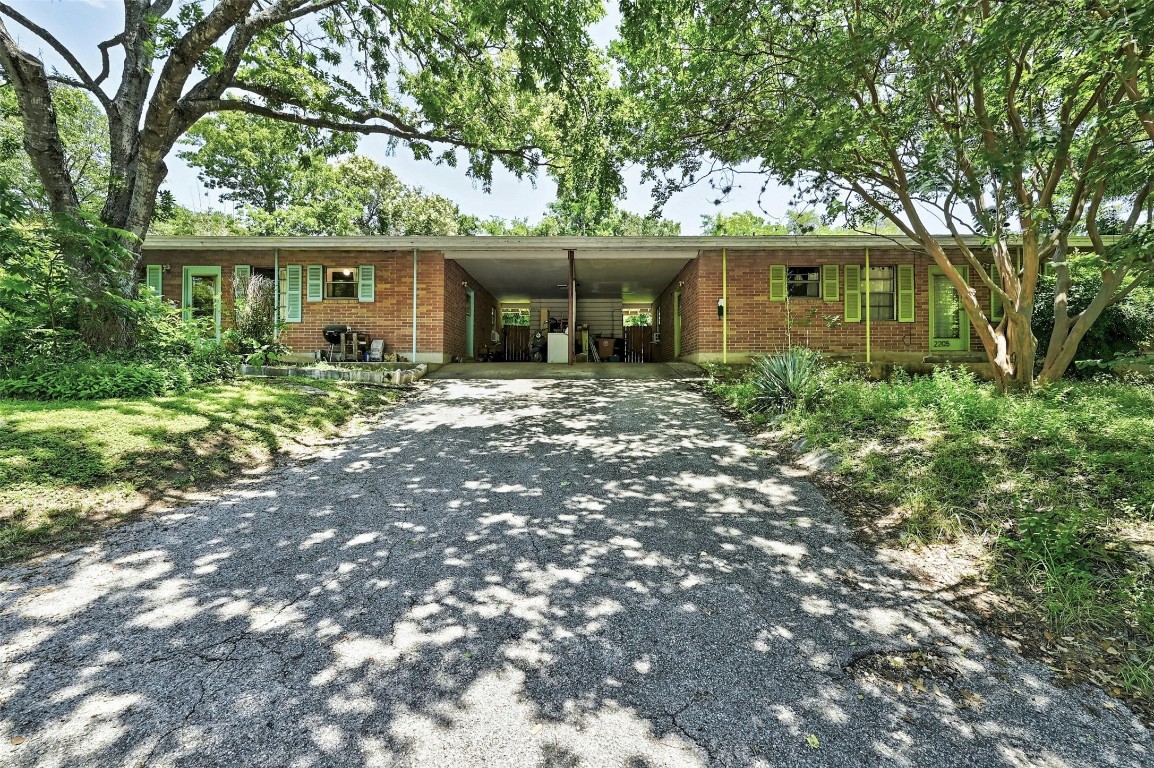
[140,235,1034,369]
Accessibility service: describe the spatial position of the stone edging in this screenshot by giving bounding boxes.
[239,364,428,385]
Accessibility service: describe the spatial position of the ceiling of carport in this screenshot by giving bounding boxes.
[446,248,695,303]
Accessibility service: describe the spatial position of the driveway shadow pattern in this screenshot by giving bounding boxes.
[1,380,1150,767]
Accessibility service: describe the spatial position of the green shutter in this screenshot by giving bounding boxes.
[234,264,251,293]
[990,262,1004,322]
[897,264,915,322]
[358,265,375,302]
[844,265,862,322]
[822,264,839,302]
[284,265,303,322]
[306,264,324,302]
[769,265,787,302]
[145,264,163,297]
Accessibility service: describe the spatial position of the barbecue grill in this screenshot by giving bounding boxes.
[323,324,370,361]
[323,324,351,345]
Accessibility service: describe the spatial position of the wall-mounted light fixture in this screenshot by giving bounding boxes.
[717,297,725,318]
[678,281,684,288]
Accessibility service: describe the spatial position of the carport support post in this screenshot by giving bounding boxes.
[273,248,279,341]
[722,248,728,364]
[865,247,872,365]
[412,248,419,362]
[567,249,575,365]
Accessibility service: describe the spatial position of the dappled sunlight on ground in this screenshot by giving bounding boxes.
[0,379,1150,766]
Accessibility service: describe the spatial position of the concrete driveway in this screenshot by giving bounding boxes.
[426,362,706,380]
[1,380,1149,767]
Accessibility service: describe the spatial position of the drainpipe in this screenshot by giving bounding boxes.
[273,248,280,342]
[865,247,872,364]
[412,248,419,362]
[722,248,728,364]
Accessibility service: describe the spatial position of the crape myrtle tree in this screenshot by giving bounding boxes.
[0,0,614,345]
[619,0,1154,388]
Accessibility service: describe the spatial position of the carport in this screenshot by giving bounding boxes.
[444,238,697,365]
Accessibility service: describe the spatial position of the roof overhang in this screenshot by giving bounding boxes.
[140,234,1109,303]
[142,234,1096,252]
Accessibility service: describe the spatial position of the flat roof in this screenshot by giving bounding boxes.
[142,234,1101,252]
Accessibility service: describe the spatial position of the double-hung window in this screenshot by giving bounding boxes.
[864,266,896,320]
[326,267,357,299]
[786,267,821,298]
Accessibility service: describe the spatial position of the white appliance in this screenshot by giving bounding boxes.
[546,332,569,363]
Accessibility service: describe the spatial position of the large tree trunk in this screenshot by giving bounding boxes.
[0,21,78,214]
[1037,267,1130,385]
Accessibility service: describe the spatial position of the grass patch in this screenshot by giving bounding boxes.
[0,377,402,564]
[704,363,1154,717]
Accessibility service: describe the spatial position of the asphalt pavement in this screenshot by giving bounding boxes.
[1,378,1149,767]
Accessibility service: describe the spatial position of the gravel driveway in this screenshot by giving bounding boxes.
[1,378,1150,767]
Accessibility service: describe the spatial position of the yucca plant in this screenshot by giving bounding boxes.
[749,347,824,412]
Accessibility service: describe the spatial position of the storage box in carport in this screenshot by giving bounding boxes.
[596,337,615,360]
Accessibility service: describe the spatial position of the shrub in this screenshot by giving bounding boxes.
[749,347,826,413]
[1033,257,1154,372]
[186,340,238,383]
[0,357,187,400]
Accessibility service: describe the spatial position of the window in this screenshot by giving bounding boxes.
[787,267,820,297]
[501,307,531,326]
[863,266,896,320]
[326,267,357,298]
[622,308,652,326]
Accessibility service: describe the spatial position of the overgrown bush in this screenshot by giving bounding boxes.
[228,273,283,364]
[1033,256,1154,372]
[749,347,826,412]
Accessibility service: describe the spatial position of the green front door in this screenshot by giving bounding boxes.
[673,290,682,358]
[928,266,970,352]
[182,266,222,340]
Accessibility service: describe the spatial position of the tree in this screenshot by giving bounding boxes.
[701,212,787,236]
[242,155,475,235]
[178,112,356,213]
[482,201,680,235]
[0,83,108,212]
[619,0,1154,387]
[0,0,613,344]
[149,202,250,237]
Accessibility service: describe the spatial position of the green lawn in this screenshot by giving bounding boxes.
[705,364,1154,713]
[0,378,401,564]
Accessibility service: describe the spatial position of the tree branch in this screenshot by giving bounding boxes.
[0,2,109,106]
[192,98,545,164]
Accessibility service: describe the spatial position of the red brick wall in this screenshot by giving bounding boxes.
[443,258,499,360]
[141,248,447,360]
[656,247,1001,364]
[653,258,701,362]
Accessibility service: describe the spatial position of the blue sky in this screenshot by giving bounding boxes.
[7,0,796,233]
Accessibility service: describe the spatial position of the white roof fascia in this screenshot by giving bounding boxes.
[141,234,1109,252]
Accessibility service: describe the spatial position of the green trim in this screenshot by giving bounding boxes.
[897,264,915,322]
[928,265,970,352]
[145,264,163,297]
[990,262,1004,322]
[844,265,862,322]
[306,264,324,302]
[769,265,786,302]
[357,265,375,302]
[233,264,251,294]
[284,265,303,322]
[821,264,839,302]
[181,266,222,340]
